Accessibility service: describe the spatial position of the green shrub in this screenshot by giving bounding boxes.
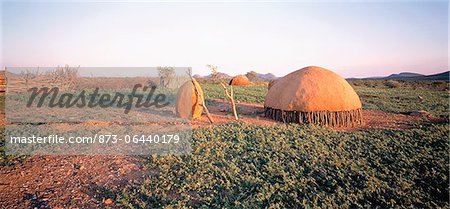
[357,86,449,118]
[116,123,449,208]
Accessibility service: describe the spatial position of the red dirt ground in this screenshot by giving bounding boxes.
[193,99,430,131]
[0,100,442,208]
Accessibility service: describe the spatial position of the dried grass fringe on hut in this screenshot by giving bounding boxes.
[264,108,363,127]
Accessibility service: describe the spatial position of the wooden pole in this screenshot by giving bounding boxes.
[187,73,214,124]
[220,82,239,120]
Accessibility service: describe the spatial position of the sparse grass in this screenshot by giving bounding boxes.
[357,86,449,117]
[116,123,449,208]
[0,115,27,166]
[202,83,268,104]
[349,80,449,90]
[0,95,19,166]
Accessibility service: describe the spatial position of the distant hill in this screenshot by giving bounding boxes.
[195,72,277,80]
[386,72,424,79]
[198,70,447,81]
[352,71,449,81]
[203,72,232,79]
[257,73,277,80]
[3,70,20,78]
[416,71,449,81]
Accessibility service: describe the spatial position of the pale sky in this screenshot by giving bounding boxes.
[1,1,448,78]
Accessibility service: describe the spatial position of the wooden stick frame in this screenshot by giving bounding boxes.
[220,82,239,120]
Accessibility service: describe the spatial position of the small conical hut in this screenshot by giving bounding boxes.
[175,79,204,120]
[264,66,363,127]
[229,75,250,86]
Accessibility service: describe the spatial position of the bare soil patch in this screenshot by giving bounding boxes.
[0,155,148,208]
[194,99,433,131]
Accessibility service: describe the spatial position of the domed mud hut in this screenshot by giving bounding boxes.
[229,75,251,86]
[268,79,278,90]
[175,79,204,120]
[264,66,363,127]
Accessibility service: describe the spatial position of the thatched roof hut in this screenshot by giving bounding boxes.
[229,75,250,86]
[264,66,362,127]
[175,79,204,120]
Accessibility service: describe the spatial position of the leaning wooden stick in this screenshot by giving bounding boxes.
[220,82,239,120]
[187,73,214,124]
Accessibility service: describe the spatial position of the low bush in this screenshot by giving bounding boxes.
[116,123,449,208]
[385,80,402,88]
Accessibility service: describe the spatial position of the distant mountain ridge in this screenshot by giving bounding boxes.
[3,70,447,81]
[256,73,277,80]
[350,71,449,81]
[194,72,232,79]
[417,71,449,81]
[194,72,277,80]
[387,72,424,78]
